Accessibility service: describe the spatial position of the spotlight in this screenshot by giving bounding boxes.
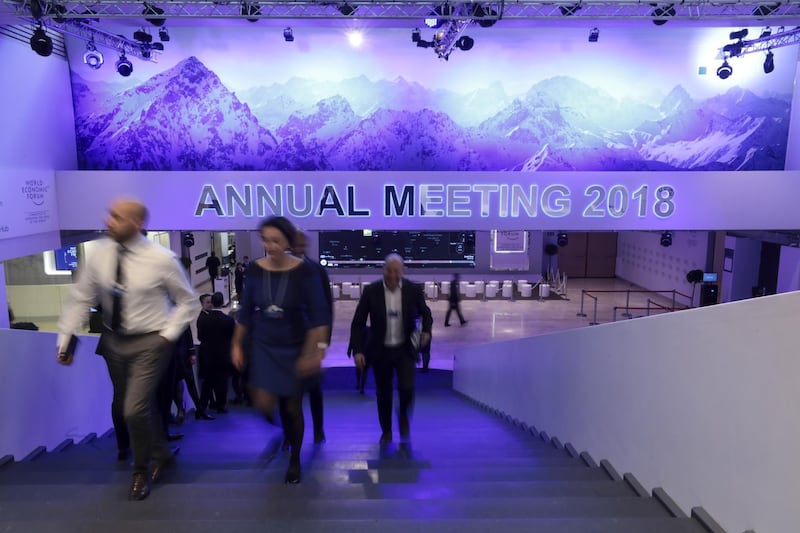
[588,27,599,42]
[456,35,474,51]
[182,232,195,248]
[752,3,779,17]
[150,41,164,51]
[411,28,421,43]
[557,233,568,247]
[764,50,774,73]
[241,2,260,22]
[142,2,165,27]
[472,4,498,28]
[716,59,733,79]
[651,4,675,25]
[283,27,294,42]
[729,28,749,41]
[427,3,454,29]
[115,52,133,77]
[29,25,53,57]
[559,4,581,16]
[133,29,153,43]
[83,42,103,69]
[722,42,743,57]
[760,26,772,38]
[338,2,357,16]
[158,27,170,41]
[660,231,672,247]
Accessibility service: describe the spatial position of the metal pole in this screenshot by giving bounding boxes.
[590,296,599,325]
[577,289,587,317]
[622,289,632,318]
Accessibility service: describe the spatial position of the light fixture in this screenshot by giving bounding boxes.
[427,3,454,29]
[283,27,294,42]
[472,4,498,28]
[116,52,133,77]
[588,27,599,42]
[651,4,675,25]
[346,30,363,47]
[456,35,474,51]
[133,28,153,44]
[83,41,103,69]
[241,2,260,22]
[760,26,772,38]
[716,59,733,79]
[729,28,749,40]
[30,24,53,57]
[764,50,775,73]
[338,2,357,16]
[158,27,170,41]
[411,28,421,43]
[142,2,166,27]
[557,233,568,247]
[660,231,673,247]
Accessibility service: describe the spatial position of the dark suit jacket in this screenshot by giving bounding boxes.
[197,309,235,376]
[349,278,432,360]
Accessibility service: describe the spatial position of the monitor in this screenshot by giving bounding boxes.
[702,272,718,283]
[54,245,78,271]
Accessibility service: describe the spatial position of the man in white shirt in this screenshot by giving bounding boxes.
[56,198,198,501]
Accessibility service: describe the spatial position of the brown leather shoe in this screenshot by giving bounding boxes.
[151,453,178,483]
[128,472,150,501]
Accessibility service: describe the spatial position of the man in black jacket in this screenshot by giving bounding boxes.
[196,292,235,414]
[349,254,432,445]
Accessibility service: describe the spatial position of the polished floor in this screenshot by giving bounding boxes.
[22,277,687,371]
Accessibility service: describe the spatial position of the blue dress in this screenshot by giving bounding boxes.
[238,260,330,396]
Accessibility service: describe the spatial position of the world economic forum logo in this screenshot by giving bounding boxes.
[20,179,50,207]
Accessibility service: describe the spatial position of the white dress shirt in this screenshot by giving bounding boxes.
[383,280,404,347]
[57,234,198,352]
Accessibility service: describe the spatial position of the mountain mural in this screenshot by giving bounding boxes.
[70,56,791,172]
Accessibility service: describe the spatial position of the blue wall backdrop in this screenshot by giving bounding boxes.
[66,25,795,172]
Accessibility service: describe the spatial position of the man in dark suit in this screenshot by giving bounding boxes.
[205,251,221,291]
[349,254,432,445]
[197,292,235,415]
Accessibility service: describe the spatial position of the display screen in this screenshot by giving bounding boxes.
[703,272,718,283]
[319,230,476,268]
[54,245,78,270]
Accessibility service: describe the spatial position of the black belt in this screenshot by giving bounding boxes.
[105,328,160,339]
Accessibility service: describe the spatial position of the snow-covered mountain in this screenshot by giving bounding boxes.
[71,57,791,172]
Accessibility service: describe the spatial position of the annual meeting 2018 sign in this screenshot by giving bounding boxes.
[52,170,800,231]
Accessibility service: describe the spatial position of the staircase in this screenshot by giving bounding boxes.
[0,377,720,532]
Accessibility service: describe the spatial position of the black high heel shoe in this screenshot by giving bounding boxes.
[284,459,301,484]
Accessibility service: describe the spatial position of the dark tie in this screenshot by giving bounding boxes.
[110,246,127,332]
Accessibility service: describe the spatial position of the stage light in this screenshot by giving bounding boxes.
[283,27,294,42]
[427,3,454,29]
[158,27,170,41]
[764,50,775,73]
[241,2,260,22]
[338,2,357,16]
[588,27,599,42]
[651,4,675,26]
[660,231,672,247]
[142,2,165,27]
[557,233,568,247]
[151,41,164,51]
[83,42,103,69]
[472,4,498,28]
[760,26,772,38]
[116,52,133,77]
[729,28,749,41]
[456,35,474,51]
[716,59,732,79]
[347,30,363,47]
[411,28,421,42]
[29,24,53,57]
[182,232,195,248]
[133,29,153,44]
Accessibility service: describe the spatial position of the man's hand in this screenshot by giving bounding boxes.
[354,353,366,370]
[231,344,245,372]
[420,332,431,348]
[56,350,74,366]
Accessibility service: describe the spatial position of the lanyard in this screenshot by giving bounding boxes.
[264,268,289,308]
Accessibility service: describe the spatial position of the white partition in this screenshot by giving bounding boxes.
[454,291,800,533]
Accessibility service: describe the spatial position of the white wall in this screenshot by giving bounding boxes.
[723,235,762,302]
[454,291,800,533]
[615,230,709,306]
[0,330,111,459]
[784,55,800,171]
[777,245,800,293]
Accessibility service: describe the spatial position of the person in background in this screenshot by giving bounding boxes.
[231,216,331,484]
[234,262,246,301]
[349,254,432,446]
[56,198,197,501]
[194,294,216,420]
[444,272,467,327]
[197,292,235,415]
[205,251,221,291]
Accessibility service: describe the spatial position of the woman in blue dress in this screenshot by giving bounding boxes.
[231,216,331,484]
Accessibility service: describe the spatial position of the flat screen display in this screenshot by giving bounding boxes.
[703,272,718,283]
[319,230,476,268]
[54,245,78,271]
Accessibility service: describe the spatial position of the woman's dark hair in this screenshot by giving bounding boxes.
[258,216,297,248]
